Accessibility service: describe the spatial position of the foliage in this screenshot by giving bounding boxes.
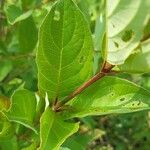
[0,0,150,149]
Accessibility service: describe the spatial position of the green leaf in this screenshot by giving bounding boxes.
[107,0,150,64]
[0,96,10,111]
[37,0,93,100]
[21,0,35,10]
[40,108,79,150]
[5,4,32,25]
[21,141,37,150]
[64,76,150,118]
[63,134,92,150]
[18,16,38,53]
[0,41,7,54]
[93,1,106,73]
[76,0,90,22]
[0,60,12,82]
[60,147,71,150]
[0,121,13,140]
[6,89,37,133]
[143,18,150,39]
[94,2,106,53]
[0,136,18,150]
[119,39,150,73]
[35,95,45,122]
[0,112,14,140]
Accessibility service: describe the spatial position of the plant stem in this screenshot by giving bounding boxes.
[54,62,114,111]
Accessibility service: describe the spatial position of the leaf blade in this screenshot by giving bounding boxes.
[4,4,32,25]
[107,0,150,64]
[64,76,150,118]
[119,39,150,73]
[40,108,79,150]
[37,0,93,100]
[18,16,38,53]
[6,89,37,133]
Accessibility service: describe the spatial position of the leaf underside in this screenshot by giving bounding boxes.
[107,0,150,65]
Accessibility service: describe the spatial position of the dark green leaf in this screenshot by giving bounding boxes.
[21,0,35,10]
[18,16,38,53]
[0,60,12,82]
[5,4,32,25]
[0,136,18,150]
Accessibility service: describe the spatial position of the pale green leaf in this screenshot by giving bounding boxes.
[107,0,150,64]
[40,108,79,150]
[64,76,150,118]
[37,0,93,100]
[119,39,150,73]
[6,89,37,133]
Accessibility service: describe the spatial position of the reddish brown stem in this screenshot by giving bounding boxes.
[54,62,114,111]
